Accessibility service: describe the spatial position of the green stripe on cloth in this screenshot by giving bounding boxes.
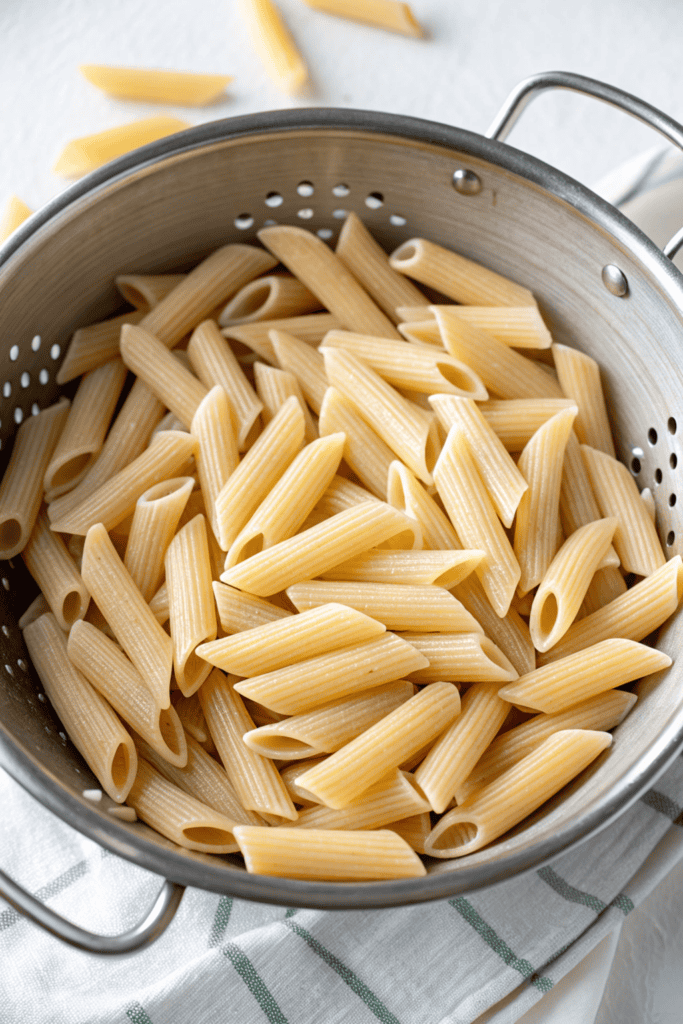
[0,859,88,931]
[284,918,401,1024]
[537,866,606,914]
[448,897,553,993]
[223,942,289,1024]
[610,893,635,915]
[284,908,298,918]
[208,896,233,947]
[641,789,683,825]
[125,1003,154,1024]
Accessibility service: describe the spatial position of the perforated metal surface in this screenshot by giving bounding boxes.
[1,110,683,908]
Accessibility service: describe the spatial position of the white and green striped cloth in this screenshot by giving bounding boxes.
[1,755,682,1024]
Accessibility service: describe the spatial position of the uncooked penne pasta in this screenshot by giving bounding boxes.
[116,273,186,309]
[398,632,518,684]
[323,346,440,484]
[23,613,137,803]
[430,396,528,528]
[219,274,321,325]
[198,602,384,676]
[214,396,305,551]
[254,362,317,442]
[56,309,146,384]
[223,313,340,362]
[336,212,427,322]
[79,65,233,105]
[434,426,520,618]
[43,359,128,499]
[514,407,577,594]
[165,515,217,696]
[199,670,297,820]
[424,731,612,858]
[0,195,32,242]
[415,681,510,812]
[387,461,461,550]
[318,387,395,500]
[389,238,536,307]
[303,0,423,34]
[243,680,413,759]
[452,572,536,677]
[81,523,174,709]
[499,638,671,713]
[0,398,69,559]
[67,620,187,767]
[529,518,618,652]
[296,681,460,808]
[320,548,483,588]
[191,387,239,541]
[288,580,482,633]
[400,305,554,349]
[270,329,328,414]
[234,825,425,879]
[212,581,291,634]
[581,445,666,577]
[120,324,207,428]
[293,771,429,830]
[187,320,262,449]
[225,433,345,567]
[553,343,616,456]
[479,399,579,452]
[239,0,308,93]
[258,225,399,337]
[233,632,428,715]
[53,117,190,176]
[21,511,89,631]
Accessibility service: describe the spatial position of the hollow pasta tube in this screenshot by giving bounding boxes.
[165,514,217,696]
[21,511,90,631]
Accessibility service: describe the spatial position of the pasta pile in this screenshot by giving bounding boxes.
[4,214,681,882]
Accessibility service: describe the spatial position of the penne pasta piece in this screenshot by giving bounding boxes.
[0,398,69,559]
[414,681,510,812]
[233,632,428,715]
[318,387,395,499]
[43,359,129,499]
[254,362,317,442]
[479,398,578,452]
[434,307,564,400]
[187,320,262,449]
[258,225,400,337]
[191,386,239,541]
[116,273,186,309]
[219,274,322,325]
[581,565,628,617]
[225,433,345,567]
[529,518,618,652]
[212,580,292,634]
[434,426,520,618]
[430,396,528,528]
[452,572,536,677]
[120,324,207,428]
[239,0,308,93]
[336,212,428,322]
[315,475,380,516]
[56,309,146,384]
[234,825,425,880]
[293,771,429,830]
[323,330,488,398]
[397,632,518,684]
[389,238,536,307]
[126,759,241,853]
[23,613,137,803]
[170,690,210,744]
[296,681,460,808]
[124,477,195,601]
[199,670,298,820]
[323,347,440,484]
[269,329,328,414]
[455,689,637,805]
[302,0,423,35]
[49,429,196,536]
[243,680,414,759]
[320,548,483,588]
[385,812,431,853]
[401,305,554,349]
[641,486,656,522]
[18,592,50,631]
[21,511,90,631]
[581,445,666,577]
[67,620,187,767]
[499,638,671,713]
[397,319,444,348]
[81,523,174,709]
[280,758,325,806]
[514,407,577,594]
[198,602,385,676]
[165,515,217,696]
[79,65,233,105]
[424,730,612,857]
[214,395,305,551]
[223,312,340,362]
[387,461,461,550]
[53,117,190,177]
[552,344,616,456]
[0,195,32,243]
[222,501,420,597]
[288,580,483,633]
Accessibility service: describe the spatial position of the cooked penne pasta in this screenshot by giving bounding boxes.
[293,771,429,830]
[21,511,89,630]
[399,305,554,349]
[553,343,616,456]
[280,759,325,806]
[223,312,340,362]
[319,548,483,588]
[318,387,395,499]
[296,681,460,808]
[165,514,217,696]
[0,195,32,242]
[452,573,536,677]
[53,117,190,177]
[397,631,518,684]
[254,362,318,442]
[191,387,239,541]
[23,613,137,803]
[120,324,207,428]
[233,632,428,715]
[212,580,292,634]
[219,274,322,325]
[269,329,328,414]
[56,309,146,384]
[499,638,671,713]
[116,273,186,309]
[79,65,233,105]
[385,812,432,853]
[479,399,579,451]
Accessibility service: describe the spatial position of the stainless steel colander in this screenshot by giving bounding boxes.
[2,71,683,953]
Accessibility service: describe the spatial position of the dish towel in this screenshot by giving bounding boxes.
[0,754,682,1024]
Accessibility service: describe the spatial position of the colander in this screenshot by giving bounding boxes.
[2,71,683,954]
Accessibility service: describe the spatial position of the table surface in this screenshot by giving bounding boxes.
[3,1,683,1021]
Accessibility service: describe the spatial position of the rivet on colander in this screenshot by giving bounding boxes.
[601,265,629,297]
[452,169,482,195]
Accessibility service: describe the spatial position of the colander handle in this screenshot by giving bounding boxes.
[0,864,184,953]
[486,70,683,260]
